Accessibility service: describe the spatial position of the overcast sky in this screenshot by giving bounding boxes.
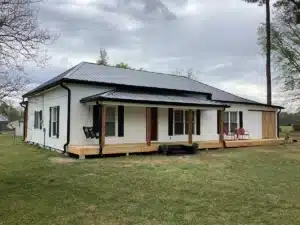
[25,0,291,110]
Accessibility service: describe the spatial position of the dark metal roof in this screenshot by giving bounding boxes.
[23,61,283,108]
[80,89,229,107]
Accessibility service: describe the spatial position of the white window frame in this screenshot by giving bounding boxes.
[51,107,58,137]
[174,110,184,135]
[224,111,239,133]
[105,106,117,137]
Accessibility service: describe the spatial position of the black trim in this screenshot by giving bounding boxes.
[49,107,52,137]
[168,108,173,136]
[60,83,71,154]
[196,110,201,135]
[39,110,43,129]
[23,78,212,98]
[239,111,243,128]
[93,105,100,133]
[81,96,229,108]
[118,105,124,137]
[56,106,60,138]
[217,110,221,134]
[277,109,281,138]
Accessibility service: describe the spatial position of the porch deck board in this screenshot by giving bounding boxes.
[224,138,284,148]
[68,139,285,156]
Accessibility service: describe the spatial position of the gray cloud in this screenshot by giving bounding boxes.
[23,0,284,106]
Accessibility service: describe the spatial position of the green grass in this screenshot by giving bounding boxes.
[280,125,294,133]
[1,134,300,224]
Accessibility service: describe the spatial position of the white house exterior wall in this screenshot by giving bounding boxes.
[225,104,278,139]
[26,86,68,151]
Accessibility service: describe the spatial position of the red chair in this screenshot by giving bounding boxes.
[237,128,250,140]
[224,127,236,140]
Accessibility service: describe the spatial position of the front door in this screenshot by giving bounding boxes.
[151,107,158,141]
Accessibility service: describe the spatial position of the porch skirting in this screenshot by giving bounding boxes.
[67,138,284,157]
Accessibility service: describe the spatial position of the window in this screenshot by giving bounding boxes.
[224,111,238,133]
[185,110,195,134]
[49,106,59,138]
[34,110,42,129]
[174,110,184,135]
[106,107,116,136]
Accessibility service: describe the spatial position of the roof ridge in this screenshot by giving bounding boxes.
[64,62,86,78]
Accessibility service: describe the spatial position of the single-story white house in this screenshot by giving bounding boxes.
[7,120,24,136]
[21,62,284,157]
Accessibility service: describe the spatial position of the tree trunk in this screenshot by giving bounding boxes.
[266,0,272,105]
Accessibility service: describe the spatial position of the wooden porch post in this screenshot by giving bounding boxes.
[100,105,106,148]
[218,110,224,144]
[146,107,151,146]
[188,109,193,144]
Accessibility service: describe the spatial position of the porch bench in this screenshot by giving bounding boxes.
[158,143,199,155]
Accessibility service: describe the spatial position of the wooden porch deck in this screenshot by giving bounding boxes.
[68,138,285,157]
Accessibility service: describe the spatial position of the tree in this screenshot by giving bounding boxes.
[0,0,55,102]
[257,0,300,103]
[243,0,272,105]
[115,62,131,69]
[0,101,23,121]
[96,48,109,65]
[173,68,196,79]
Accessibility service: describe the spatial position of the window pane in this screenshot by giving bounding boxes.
[53,108,57,121]
[230,123,238,133]
[106,107,115,122]
[106,122,115,136]
[174,110,183,122]
[224,112,229,122]
[53,122,57,136]
[230,112,237,123]
[224,123,229,133]
[184,111,195,134]
[175,123,184,135]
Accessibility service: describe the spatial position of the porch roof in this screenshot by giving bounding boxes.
[80,89,229,108]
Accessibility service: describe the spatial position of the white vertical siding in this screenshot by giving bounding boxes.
[26,86,68,151]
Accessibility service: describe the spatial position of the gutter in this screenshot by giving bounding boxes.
[277,108,281,138]
[60,83,71,154]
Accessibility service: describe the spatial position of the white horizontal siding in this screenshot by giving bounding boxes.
[26,86,68,151]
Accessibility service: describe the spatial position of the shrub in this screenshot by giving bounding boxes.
[293,124,300,131]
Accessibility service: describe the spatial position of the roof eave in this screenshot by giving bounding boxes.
[80,95,230,108]
[215,100,284,109]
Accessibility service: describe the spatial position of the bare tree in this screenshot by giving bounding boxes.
[0,0,55,101]
[173,68,197,79]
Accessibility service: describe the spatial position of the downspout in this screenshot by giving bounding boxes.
[20,97,27,142]
[60,83,71,154]
[277,108,281,138]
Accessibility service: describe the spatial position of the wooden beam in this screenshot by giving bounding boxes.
[146,107,151,146]
[100,105,106,148]
[248,109,276,112]
[188,109,193,144]
[218,110,224,143]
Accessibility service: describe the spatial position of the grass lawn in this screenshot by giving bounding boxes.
[1,135,300,224]
[280,125,294,133]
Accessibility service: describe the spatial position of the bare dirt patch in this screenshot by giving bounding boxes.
[49,157,78,164]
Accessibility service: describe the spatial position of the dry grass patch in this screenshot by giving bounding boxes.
[49,156,78,164]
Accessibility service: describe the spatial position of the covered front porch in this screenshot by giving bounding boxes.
[67,89,284,157]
